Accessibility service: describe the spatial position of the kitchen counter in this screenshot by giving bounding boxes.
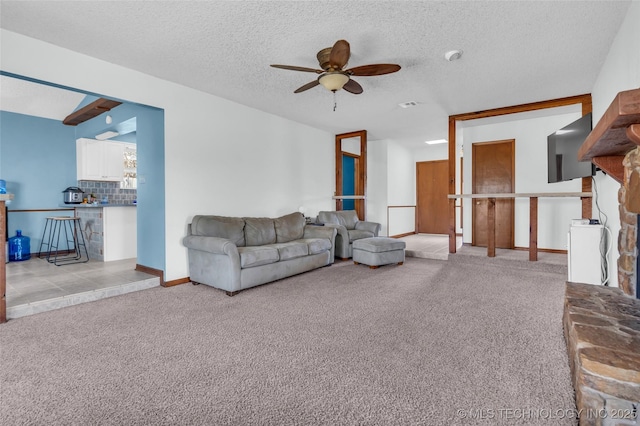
[71,205,137,261]
[60,203,136,208]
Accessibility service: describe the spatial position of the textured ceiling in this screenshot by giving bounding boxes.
[0,1,632,148]
[0,75,85,121]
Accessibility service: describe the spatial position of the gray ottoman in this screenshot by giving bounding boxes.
[352,237,406,269]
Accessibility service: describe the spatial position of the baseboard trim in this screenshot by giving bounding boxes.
[389,232,416,238]
[164,277,190,287]
[135,264,165,287]
[462,244,567,255]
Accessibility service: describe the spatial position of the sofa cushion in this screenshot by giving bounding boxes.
[318,210,359,230]
[237,246,279,268]
[271,242,309,261]
[299,238,332,255]
[317,211,340,226]
[244,217,276,246]
[347,229,375,243]
[274,212,305,243]
[336,210,359,229]
[191,215,245,247]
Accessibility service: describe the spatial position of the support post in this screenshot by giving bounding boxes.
[487,197,496,258]
[529,197,538,261]
[0,200,6,323]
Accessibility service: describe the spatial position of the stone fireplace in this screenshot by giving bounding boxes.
[619,147,639,299]
[563,89,640,425]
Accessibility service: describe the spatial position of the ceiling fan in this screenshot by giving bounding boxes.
[271,39,401,95]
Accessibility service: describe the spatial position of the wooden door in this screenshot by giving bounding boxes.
[472,140,515,248]
[416,160,449,234]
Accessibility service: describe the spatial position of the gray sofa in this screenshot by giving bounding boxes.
[316,210,381,259]
[183,212,337,295]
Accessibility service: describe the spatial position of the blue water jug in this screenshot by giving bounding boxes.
[0,179,6,194]
[9,230,31,261]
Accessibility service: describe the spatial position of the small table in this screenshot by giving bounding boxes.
[353,237,406,269]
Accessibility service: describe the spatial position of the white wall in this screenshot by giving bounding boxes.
[589,0,640,288]
[459,106,584,249]
[1,30,335,282]
[366,140,388,235]
[414,143,448,162]
[366,139,416,237]
[387,142,415,236]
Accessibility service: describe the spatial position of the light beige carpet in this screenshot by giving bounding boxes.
[0,255,576,425]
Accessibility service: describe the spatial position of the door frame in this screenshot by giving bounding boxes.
[447,93,593,253]
[335,130,367,220]
[471,139,515,248]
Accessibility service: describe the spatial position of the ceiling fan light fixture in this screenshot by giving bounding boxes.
[319,72,349,92]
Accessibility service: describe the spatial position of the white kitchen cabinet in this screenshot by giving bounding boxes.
[76,138,125,181]
[103,207,137,261]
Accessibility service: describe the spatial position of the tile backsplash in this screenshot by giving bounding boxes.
[78,181,137,205]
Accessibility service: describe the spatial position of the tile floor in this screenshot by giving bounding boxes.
[5,256,160,320]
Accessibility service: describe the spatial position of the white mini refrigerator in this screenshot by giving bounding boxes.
[567,223,604,285]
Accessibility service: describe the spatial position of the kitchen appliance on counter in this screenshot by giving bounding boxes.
[63,186,84,204]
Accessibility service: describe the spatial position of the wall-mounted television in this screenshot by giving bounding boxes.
[547,112,595,183]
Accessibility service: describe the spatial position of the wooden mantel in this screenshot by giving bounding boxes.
[578,88,640,183]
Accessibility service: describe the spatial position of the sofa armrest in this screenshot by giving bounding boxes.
[183,235,242,292]
[355,220,381,236]
[183,235,238,257]
[320,223,350,258]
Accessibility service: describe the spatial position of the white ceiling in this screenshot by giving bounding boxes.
[0,1,632,148]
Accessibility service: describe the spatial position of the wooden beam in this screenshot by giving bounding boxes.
[448,117,457,253]
[63,98,122,126]
[581,178,592,219]
[451,94,592,122]
[529,197,538,261]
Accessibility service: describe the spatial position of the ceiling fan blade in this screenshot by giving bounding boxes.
[343,78,363,95]
[329,40,350,70]
[294,80,320,93]
[271,64,323,74]
[347,64,401,76]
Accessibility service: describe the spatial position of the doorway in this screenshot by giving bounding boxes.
[335,130,367,220]
[472,139,515,248]
[416,160,449,234]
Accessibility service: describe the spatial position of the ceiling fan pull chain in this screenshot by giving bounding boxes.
[333,91,337,112]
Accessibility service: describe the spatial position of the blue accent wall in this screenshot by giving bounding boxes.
[0,111,77,247]
[76,102,166,273]
[1,100,165,275]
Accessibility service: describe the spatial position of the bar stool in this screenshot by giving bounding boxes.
[38,216,89,265]
[37,217,55,258]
